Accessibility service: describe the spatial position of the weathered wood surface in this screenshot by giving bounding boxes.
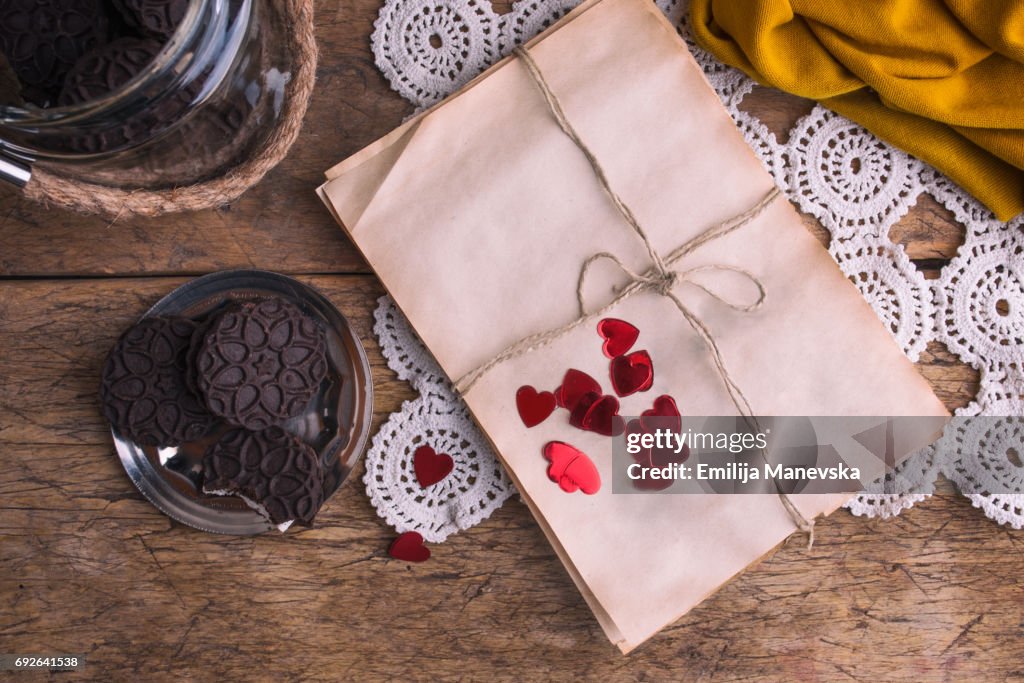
[0,280,1010,680]
[0,0,1017,679]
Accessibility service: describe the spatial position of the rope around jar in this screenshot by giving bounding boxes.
[20,0,317,219]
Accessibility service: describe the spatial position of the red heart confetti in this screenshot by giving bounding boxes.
[625,418,681,490]
[589,396,624,437]
[610,350,654,397]
[543,441,601,494]
[640,395,687,466]
[597,318,640,359]
[388,531,431,562]
[516,385,556,428]
[554,369,602,411]
[569,392,623,436]
[413,445,454,488]
[640,394,681,432]
[569,391,599,431]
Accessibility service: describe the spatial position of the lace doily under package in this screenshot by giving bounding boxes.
[319,0,949,651]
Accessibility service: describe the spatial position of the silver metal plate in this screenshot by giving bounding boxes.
[111,270,373,534]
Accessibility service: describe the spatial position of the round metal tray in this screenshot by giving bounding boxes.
[111,270,373,534]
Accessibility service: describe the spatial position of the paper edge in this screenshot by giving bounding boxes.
[317,0,608,188]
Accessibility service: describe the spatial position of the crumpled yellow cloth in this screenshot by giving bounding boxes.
[690,0,1024,221]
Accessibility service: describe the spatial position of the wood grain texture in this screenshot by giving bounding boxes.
[0,1,1016,679]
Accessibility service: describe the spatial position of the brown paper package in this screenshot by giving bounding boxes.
[317,0,948,653]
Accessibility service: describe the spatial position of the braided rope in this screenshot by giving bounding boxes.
[21,0,317,219]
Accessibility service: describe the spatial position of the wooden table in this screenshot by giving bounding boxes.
[1,1,1019,679]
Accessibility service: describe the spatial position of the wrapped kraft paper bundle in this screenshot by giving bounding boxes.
[319,0,947,652]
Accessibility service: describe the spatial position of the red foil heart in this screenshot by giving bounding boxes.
[516,385,556,427]
[413,445,454,488]
[554,369,602,411]
[597,318,639,358]
[625,418,679,490]
[641,394,681,432]
[640,395,687,465]
[569,392,623,436]
[610,350,654,397]
[569,391,600,430]
[388,531,431,562]
[543,441,601,494]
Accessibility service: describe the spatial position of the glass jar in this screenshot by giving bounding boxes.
[0,0,291,189]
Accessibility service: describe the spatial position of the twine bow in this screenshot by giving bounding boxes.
[454,46,815,548]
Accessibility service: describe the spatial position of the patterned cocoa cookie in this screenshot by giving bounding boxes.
[113,0,189,40]
[58,37,163,106]
[184,304,238,397]
[202,426,325,527]
[0,0,110,106]
[100,316,218,447]
[195,297,328,430]
[0,53,24,106]
[58,36,202,154]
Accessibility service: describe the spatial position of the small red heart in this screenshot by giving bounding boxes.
[610,350,654,397]
[388,531,431,562]
[639,395,687,466]
[543,441,601,494]
[569,391,600,431]
[413,445,454,488]
[624,419,677,490]
[641,394,681,432]
[569,392,624,437]
[516,385,556,428]
[554,369,602,411]
[597,318,640,358]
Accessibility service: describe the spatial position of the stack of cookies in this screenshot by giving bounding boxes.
[0,0,188,108]
[101,297,331,530]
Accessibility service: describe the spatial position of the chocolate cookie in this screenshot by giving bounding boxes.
[0,0,110,106]
[113,0,188,40]
[57,37,191,153]
[195,298,328,430]
[184,304,238,397]
[202,427,325,527]
[100,316,218,447]
[0,53,23,106]
[58,37,162,105]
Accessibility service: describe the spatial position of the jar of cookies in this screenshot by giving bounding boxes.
[0,0,297,192]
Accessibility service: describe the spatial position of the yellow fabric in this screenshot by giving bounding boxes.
[689,0,1024,221]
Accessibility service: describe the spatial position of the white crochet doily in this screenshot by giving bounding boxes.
[365,0,1024,534]
[366,296,516,542]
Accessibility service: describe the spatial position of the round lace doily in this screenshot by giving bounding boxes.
[365,296,516,542]
[368,0,1024,532]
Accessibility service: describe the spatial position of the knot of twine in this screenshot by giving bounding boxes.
[454,46,815,549]
[651,271,679,297]
[608,260,679,297]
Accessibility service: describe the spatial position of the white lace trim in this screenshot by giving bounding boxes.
[367,0,1024,531]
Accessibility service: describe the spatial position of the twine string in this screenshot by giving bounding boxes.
[453,45,814,547]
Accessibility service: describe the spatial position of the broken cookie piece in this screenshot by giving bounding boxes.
[202,426,325,530]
